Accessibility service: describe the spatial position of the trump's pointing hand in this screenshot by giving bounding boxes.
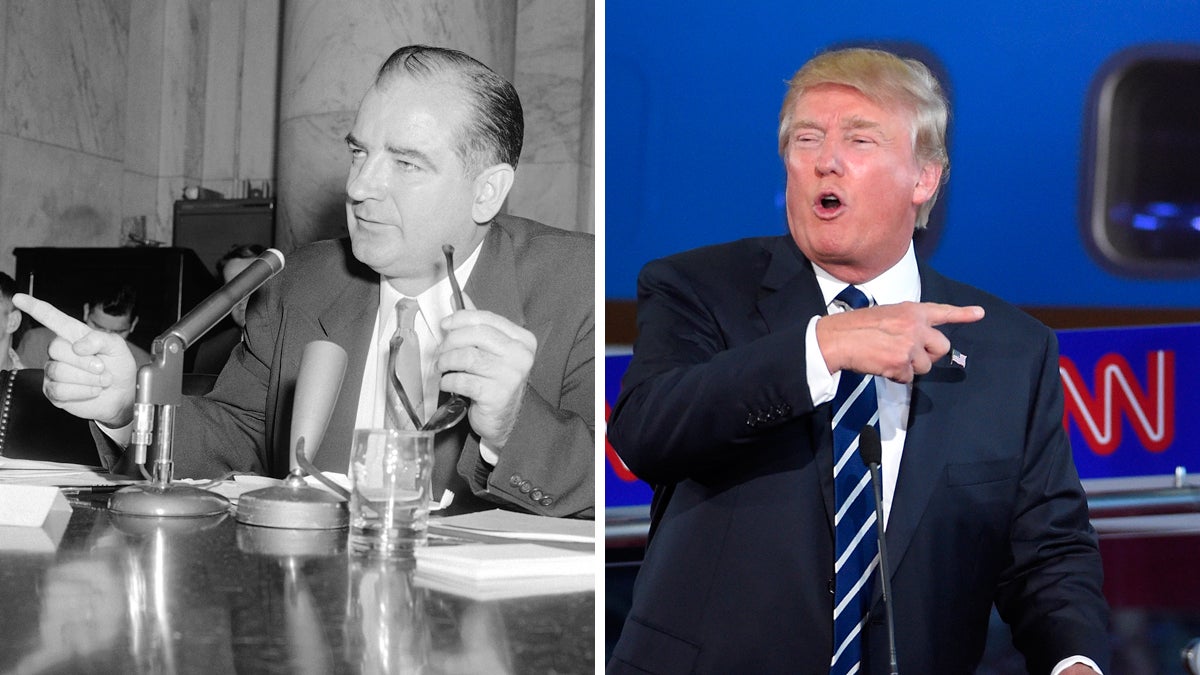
[12,294,138,428]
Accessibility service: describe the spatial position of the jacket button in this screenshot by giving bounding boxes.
[509,474,522,487]
[519,481,533,493]
[827,578,835,595]
[540,497,553,506]
[531,489,544,500]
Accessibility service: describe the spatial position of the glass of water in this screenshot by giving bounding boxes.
[348,428,434,557]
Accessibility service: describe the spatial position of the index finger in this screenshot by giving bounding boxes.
[924,302,985,326]
[12,293,91,342]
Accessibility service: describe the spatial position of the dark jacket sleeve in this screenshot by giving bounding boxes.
[994,328,1111,673]
[610,255,819,486]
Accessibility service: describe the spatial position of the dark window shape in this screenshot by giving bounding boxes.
[1083,44,1200,277]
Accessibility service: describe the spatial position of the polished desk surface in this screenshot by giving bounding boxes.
[0,500,594,674]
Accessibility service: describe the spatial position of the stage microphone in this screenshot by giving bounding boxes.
[860,424,899,675]
[235,340,350,529]
[159,248,285,349]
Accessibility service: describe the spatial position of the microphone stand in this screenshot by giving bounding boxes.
[108,248,285,519]
[108,334,231,518]
[866,460,899,675]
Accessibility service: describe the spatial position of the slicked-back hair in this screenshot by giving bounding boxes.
[87,283,138,318]
[778,48,949,229]
[375,45,524,176]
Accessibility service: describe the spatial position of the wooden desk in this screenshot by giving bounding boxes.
[0,503,594,674]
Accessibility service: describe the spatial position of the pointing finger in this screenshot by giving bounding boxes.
[12,293,90,342]
[926,303,985,327]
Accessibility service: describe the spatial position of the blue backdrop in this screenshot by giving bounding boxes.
[606,1,1200,306]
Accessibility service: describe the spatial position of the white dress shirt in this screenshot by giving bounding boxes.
[355,240,484,432]
[804,243,920,528]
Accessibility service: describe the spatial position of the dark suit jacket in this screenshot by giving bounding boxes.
[608,236,1109,673]
[191,324,242,375]
[113,215,594,517]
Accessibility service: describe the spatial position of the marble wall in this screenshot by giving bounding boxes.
[0,0,279,279]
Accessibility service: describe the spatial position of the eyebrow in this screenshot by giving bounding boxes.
[791,116,882,133]
[345,132,438,169]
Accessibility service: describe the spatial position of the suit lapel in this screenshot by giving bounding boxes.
[306,256,378,473]
[754,238,839,532]
[880,263,969,589]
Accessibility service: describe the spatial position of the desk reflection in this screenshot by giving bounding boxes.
[0,505,594,674]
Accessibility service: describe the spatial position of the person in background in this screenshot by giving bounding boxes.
[19,283,151,370]
[607,48,1108,673]
[192,243,266,375]
[17,44,594,518]
[0,273,24,371]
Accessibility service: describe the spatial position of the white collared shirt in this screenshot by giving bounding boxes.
[355,241,484,432]
[803,242,920,528]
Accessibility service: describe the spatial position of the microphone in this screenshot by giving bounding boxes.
[234,340,350,529]
[859,424,899,675]
[158,248,285,350]
[289,341,348,472]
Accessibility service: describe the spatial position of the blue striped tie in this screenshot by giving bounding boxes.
[830,285,880,675]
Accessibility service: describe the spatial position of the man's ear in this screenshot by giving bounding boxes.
[471,163,516,223]
[4,307,20,336]
[129,316,140,333]
[912,162,943,207]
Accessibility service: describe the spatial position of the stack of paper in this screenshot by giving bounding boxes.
[414,542,595,601]
[428,508,595,544]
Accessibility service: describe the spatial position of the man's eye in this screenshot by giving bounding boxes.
[397,159,420,172]
[348,147,365,159]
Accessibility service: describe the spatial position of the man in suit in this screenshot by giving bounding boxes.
[15,45,593,518]
[608,48,1108,672]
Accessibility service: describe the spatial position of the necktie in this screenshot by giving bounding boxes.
[830,285,880,675]
[386,298,424,430]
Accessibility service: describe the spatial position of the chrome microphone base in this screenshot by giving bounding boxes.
[108,483,231,518]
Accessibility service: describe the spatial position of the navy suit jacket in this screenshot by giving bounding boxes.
[608,236,1109,673]
[111,215,594,518]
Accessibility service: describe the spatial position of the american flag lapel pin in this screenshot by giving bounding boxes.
[950,349,967,369]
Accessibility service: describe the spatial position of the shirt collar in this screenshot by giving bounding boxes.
[812,242,920,308]
[377,238,485,334]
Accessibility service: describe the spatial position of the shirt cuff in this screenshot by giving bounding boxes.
[805,314,838,406]
[96,419,134,447]
[479,440,500,466]
[1050,655,1102,675]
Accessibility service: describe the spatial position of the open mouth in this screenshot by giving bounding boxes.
[814,191,844,216]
